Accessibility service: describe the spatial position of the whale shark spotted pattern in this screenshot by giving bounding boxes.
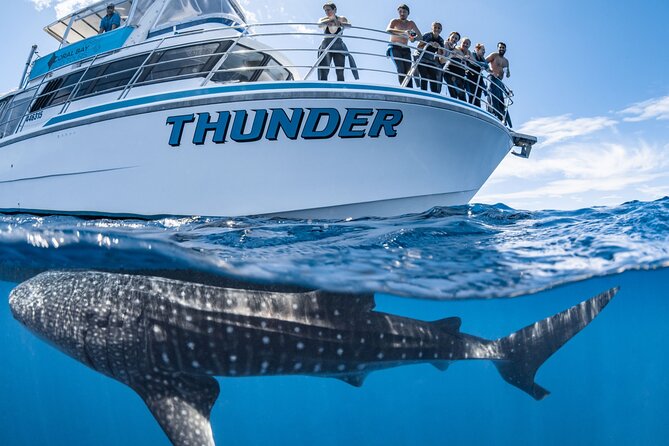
[9,271,618,446]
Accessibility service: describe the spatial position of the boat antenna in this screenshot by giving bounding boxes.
[19,45,39,89]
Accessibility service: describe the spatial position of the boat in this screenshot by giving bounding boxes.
[0,0,536,219]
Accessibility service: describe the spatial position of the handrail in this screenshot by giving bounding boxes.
[304,32,342,81]
[3,22,516,140]
[59,53,100,115]
[201,30,246,87]
[118,36,169,100]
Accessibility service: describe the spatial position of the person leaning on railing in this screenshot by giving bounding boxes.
[317,3,359,81]
[415,22,445,94]
[486,41,512,127]
[440,31,467,100]
[466,43,488,107]
[456,37,479,103]
[99,3,121,34]
[386,3,422,87]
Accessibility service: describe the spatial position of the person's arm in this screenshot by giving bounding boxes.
[416,32,430,50]
[409,21,422,41]
[386,19,403,34]
[318,16,330,29]
[506,60,511,78]
[111,13,121,30]
[475,56,488,69]
[485,52,497,71]
[338,15,351,28]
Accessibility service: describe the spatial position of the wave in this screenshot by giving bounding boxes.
[0,197,667,299]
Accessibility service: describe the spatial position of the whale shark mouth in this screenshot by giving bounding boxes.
[9,271,618,446]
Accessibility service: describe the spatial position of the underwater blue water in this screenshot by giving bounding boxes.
[1,198,668,445]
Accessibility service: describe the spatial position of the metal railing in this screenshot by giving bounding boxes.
[0,22,514,140]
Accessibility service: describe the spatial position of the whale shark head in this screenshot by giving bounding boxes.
[10,271,96,366]
[10,271,221,446]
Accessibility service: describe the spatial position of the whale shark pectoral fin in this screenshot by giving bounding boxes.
[433,317,462,333]
[134,373,220,446]
[431,361,451,372]
[336,372,368,387]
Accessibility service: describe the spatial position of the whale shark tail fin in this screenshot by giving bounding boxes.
[134,373,220,446]
[492,287,618,400]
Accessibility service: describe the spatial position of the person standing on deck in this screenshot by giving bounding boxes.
[99,3,121,34]
[416,22,445,93]
[486,42,512,126]
[467,43,488,107]
[442,31,466,100]
[317,3,353,81]
[386,4,422,87]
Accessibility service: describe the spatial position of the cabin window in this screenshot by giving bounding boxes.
[0,92,33,138]
[76,54,148,97]
[257,58,293,82]
[30,71,85,112]
[138,42,227,84]
[26,41,294,116]
[30,78,64,113]
[211,46,265,83]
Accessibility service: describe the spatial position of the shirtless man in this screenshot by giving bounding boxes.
[486,41,510,80]
[486,42,512,125]
[386,4,421,87]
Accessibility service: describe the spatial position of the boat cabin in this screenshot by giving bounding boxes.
[0,0,297,140]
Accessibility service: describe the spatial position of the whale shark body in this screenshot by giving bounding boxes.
[9,271,617,446]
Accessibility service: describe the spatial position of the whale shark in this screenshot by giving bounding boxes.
[9,271,617,446]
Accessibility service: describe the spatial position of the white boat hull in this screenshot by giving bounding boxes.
[0,83,513,219]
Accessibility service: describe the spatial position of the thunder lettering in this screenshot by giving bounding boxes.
[166,108,403,147]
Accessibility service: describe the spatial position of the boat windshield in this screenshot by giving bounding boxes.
[45,1,133,45]
[144,0,247,31]
[45,1,247,45]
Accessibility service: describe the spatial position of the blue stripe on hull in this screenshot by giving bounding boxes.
[45,82,488,127]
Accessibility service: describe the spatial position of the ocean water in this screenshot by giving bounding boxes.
[1,198,668,446]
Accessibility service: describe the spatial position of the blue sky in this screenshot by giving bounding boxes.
[4,0,669,210]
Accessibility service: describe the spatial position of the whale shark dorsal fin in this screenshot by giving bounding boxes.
[433,317,462,333]
[135,373,220,446]
[336,373,368,387]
